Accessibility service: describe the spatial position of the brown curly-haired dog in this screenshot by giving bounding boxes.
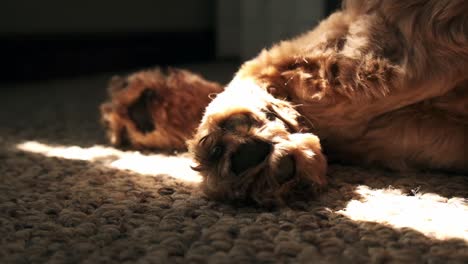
[102,0,468,206]
[188,0,468,205]
[100,68,222,150]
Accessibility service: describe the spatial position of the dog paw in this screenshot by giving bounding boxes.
[100,68,222,150]
[189,81,327,206]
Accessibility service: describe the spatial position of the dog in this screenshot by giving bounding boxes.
[101,0,468,206]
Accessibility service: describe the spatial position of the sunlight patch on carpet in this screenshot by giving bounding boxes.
[16,141,202,183]
[339,186,468,241]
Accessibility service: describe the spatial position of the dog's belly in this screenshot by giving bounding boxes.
[301,82,468,172]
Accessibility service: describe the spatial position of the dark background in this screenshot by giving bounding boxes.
[0,0,341,83]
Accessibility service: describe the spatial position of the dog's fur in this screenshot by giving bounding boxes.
[101,0,468,206]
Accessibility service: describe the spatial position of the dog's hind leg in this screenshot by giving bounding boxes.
[100,68,223,151]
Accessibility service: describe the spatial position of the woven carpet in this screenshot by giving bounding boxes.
[0,63,467,264]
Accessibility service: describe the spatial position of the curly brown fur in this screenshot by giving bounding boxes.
[188,0,468,206]
[100,68,222,150]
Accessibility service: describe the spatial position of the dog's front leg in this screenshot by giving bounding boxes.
[188,77,327,206]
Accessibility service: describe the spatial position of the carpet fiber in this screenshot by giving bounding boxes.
[0,63,467,264]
